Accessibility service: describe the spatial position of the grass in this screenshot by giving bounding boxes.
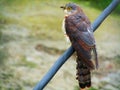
[0,47,8,66]
[74,86,98,90]
[18,55,37,68]
[0,67,24,90]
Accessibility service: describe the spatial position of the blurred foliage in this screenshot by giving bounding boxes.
[18,55,37,68]
[114,55,120,68]
[89,87,98,90]
[74,86,79,90]
[0,67,24,90]
[0,0,120,90]
[71,0,120,14]
[74,86,98,90]
[0,47,8,66]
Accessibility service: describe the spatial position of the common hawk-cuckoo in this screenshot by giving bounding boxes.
[61,3,98,89]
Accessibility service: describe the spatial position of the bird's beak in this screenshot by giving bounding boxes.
[60,6,65,9]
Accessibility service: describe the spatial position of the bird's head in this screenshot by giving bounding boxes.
[60,3,78,16]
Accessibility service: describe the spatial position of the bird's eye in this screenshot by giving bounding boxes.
[67,7,72,11]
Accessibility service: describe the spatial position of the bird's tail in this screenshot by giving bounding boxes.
[93,46,99,69]
[76,57,91,89]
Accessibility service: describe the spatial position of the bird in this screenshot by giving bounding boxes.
[60,3,98,89]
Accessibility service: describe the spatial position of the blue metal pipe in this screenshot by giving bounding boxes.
[34,0,120,90]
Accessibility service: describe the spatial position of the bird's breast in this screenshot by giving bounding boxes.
[62,18,70,42]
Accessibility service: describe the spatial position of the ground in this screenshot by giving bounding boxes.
[0,0,120,90]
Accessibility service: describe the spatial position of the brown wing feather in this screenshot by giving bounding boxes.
[65,14,95,47]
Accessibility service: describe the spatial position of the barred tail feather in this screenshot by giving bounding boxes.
[93,46,99,69]
[80,57,95,70]
[76,57,91,89]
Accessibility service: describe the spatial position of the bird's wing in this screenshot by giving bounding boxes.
[78,29,95,46]
[65,15,95,47]
[65,15,98,69]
